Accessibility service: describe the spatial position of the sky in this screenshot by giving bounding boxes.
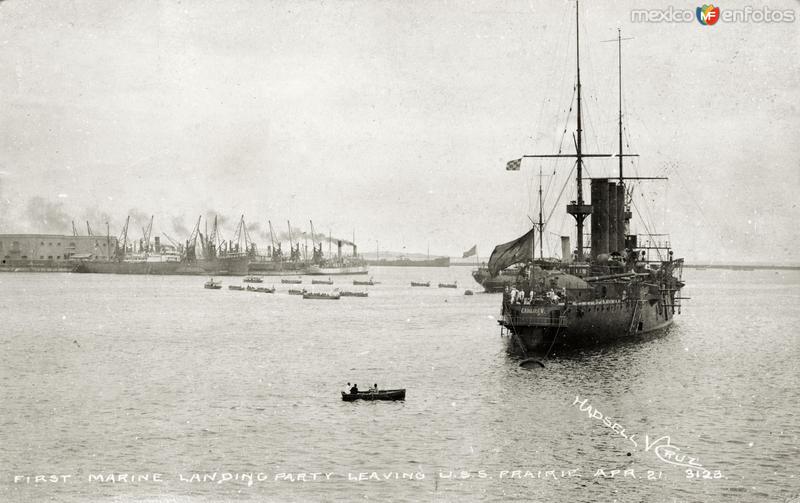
[0,0,797,263]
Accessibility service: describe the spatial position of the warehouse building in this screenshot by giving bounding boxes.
[0,234,118,265]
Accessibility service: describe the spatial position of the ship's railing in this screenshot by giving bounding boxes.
[506,314,568,327]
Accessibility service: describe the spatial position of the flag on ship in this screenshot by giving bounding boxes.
[462,245,477,258]
[487,228,535,276]
[506,158,522,170]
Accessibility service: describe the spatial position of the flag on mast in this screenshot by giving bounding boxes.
[462,245,477,258]
[506,158,522,171]
[487,228,536,276]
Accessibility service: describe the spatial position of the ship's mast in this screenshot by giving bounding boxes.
[557,0,592,262]
[569,0,590,262]
[617,28,632,246]
[575,0,584,202]
[617,28,624,184]
[509,0,642,263]
[538,166,544,260]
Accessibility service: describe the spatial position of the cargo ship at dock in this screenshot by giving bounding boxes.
[72,215,251,276]
[70,215,366,277]
[493,2,685,354]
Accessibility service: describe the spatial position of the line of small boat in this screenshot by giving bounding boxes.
[410,280,459,288]
[207,280,367,299]
[228,284,276,293]
[207,278,470,296]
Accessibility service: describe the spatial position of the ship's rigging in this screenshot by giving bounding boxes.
[501,1,673,265]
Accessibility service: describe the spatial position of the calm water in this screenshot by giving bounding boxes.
[1,267,798,502]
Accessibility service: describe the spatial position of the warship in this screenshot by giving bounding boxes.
[472,265,522,293]
[494,2,685,354]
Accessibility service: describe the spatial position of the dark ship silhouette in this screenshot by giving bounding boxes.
[493,2,685,354]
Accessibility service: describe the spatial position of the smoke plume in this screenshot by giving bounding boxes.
[25,196,71,233]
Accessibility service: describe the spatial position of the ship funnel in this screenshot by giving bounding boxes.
[616,184,626,252]
[352,243,358,257]
[337,240,342,260]
[154,236,161,253]
[608,182,618,254]
[590,178,610,259]
[561,236,572,263]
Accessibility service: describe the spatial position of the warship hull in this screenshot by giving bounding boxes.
[305,264,368,275]
[472,268,518,292]
[500,298,675,354]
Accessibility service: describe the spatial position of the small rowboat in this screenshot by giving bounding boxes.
[340,291,368,297]
[410,281,430,287]
[438,282,458,289]
[228,285,245,291]
[255,286,276,293]
[353,277,375,286]
[303,291,340,300]
[464,289,474,296]
[287,289,306,295]
[243,275,263,283]
[312,278,334,285]
[281,278,302,284]
[341,389,406,401]
[204,279,222,289]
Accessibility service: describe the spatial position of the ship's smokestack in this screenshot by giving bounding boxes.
[616,184,626,252]
[337,240,342,260]
[352,243,357,257]
[608,182,618,253]
[154,236,161,254]
[590,178,610,259]
[561,236,572,264]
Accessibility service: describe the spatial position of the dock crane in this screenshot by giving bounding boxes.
[268,220,277,258]
[118,216,130,260]
[141,215,153,253]
[161,232,181,249]
[287,220,294,259]
[186,215,201,261]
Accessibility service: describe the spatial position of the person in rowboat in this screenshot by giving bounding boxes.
[370,383,378,393]
[350,383,359,395]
